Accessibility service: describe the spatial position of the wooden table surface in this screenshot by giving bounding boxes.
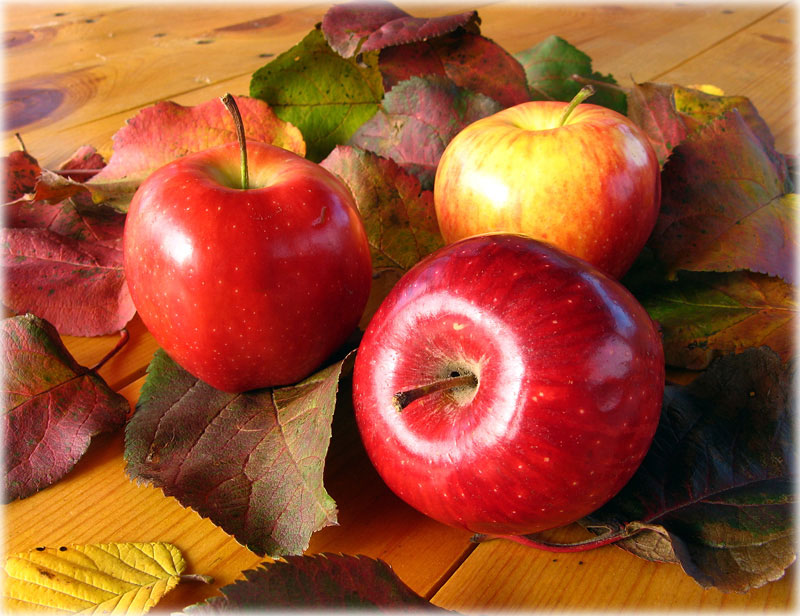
[3,1,796,612]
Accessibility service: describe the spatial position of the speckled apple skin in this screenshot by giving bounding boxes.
[352,234,664,535]
[124,141,372,393]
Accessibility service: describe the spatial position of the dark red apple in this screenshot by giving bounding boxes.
[352,233,664,536]
[124,135,372,393]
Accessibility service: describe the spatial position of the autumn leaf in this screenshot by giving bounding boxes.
[2,542,201,613]
[85,95,304,211]
[321,0,479,58]
[250,28,383,162]
[125,350,348,557]
[649,110,796,283]
[349,75,501,189]
[2,191,134,337]
[4,150,40,200]
[626,82,779,167]
[321,145,444,274]
[514,35,626,114]
[626,82,693,167]
[583,347,795,592]
[379,31,529,109]
[185,553,444,612]
[2,314,130,501]
[640,270,795,370]
[673,84,776,152]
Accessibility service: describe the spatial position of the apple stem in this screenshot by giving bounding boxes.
[472,521,657,553]
[90,328,130,373]
[558,85,596,127]
[220,93,249,190]
[393,373,478,411]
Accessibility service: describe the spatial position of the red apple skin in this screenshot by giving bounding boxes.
[124,141,372,393]
[433,101,661,279]
[352,233,664,536]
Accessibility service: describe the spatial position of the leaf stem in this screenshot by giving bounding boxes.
[570,74,628,93]
[180,573,215,584]
[558,85,596,127]
[220,93,249,190]
[393,373,478,411]
[472,521,651,553]
[91,328,130,373]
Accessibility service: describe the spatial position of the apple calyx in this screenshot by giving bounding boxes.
[220,93,250,190]
[473,521,658,553]
[557,85,596,127]
[393,372,478,412]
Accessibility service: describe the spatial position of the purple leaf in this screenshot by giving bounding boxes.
[125,350,349,557]
[185,553,446,611]
[322,0,478,58]
[3,314,130,501]
[349,75,501,188]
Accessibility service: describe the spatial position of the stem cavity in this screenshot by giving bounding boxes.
[220,93,249,190]
[558,85,596,127]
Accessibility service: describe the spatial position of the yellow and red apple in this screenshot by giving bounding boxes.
[433,90,660,279]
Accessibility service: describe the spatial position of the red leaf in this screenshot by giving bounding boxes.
[188,554,444,611]
[322,0,479,58]
[87,95,305,211]
[650,110,795,283]
[626,82,693,167]
[3,314,130,501]
[57,145,105,181]
[2,217,134,337]
[4,151,40,201]
[3,148,132,337]
[379,32,530,109]
[349,75,501,188]
[125,350,348,557]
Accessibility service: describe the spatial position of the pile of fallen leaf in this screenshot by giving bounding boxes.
[2,1,795,612]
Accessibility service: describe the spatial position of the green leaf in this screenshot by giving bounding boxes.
[250,28,384,162]
[639,271,795,370]
[125,350,347,557]
[514,35,626,114]
[184,554,445,612]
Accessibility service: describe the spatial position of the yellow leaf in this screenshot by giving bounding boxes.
[2,542,187,614]
[685,83,725,96]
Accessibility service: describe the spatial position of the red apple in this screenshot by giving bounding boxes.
[352,233,664,536]
[433,89,660,279]
[124,134,372,393]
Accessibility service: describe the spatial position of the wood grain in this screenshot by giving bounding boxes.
[3,2,795,612]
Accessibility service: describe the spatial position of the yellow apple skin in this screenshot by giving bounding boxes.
[433,101,661,279]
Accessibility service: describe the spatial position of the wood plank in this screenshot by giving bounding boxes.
[431,526,794,611]
[655,4,795,153]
